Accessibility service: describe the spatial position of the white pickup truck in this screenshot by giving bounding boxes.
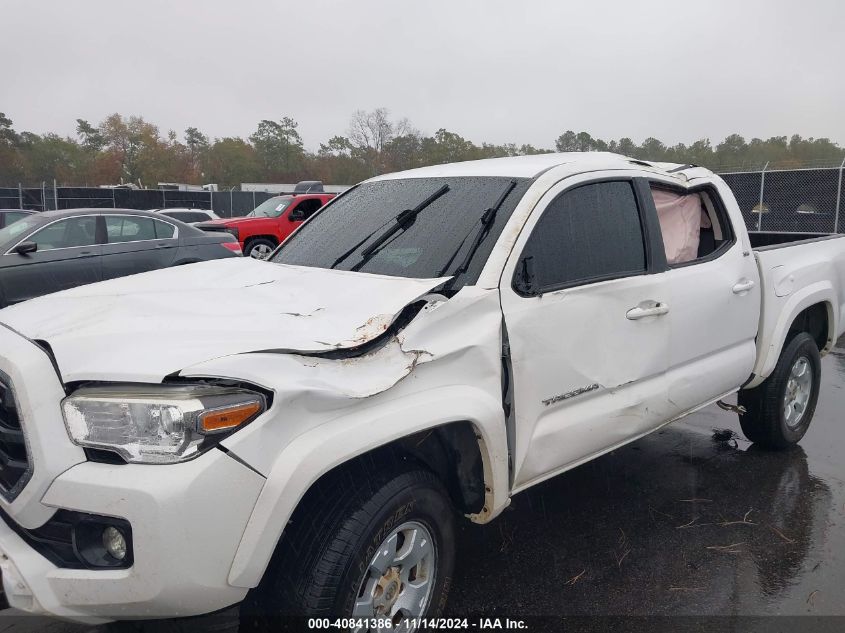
[1,153,844,629]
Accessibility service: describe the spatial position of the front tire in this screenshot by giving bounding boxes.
[245,238,276,260]
[738,332,821,449]
[252,461,455,628]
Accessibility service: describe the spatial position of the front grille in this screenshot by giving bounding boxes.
[0,370,32,499]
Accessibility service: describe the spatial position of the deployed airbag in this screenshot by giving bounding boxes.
[652,189,710,264]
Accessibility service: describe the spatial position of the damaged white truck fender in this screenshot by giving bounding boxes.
[1,152,844,626]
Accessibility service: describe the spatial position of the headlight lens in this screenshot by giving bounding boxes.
[226,227,239,239]
[62,384,265,464]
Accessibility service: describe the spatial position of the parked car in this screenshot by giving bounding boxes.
[152,208,221,224]
[0,208,35,228]
[0,208,241,308]
[1,153,844,627]
[197,191,335,258]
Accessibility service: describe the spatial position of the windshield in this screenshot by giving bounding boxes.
[247,197,291,218]
[0,215,40,248]
[271,177,529,288]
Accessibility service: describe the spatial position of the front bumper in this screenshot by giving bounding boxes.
[0,323,267,621]
[0,449,265,620]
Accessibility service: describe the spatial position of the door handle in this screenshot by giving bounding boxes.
[732,279,756,294]
[626,302,669,320]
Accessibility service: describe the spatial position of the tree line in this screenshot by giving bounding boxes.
[1,109,844,189]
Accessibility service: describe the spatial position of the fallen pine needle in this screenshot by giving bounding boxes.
[770,525,796,544]
[565,569,586,586]
[719,509,756,526]
[649,506,675,520]
[706,542,745,553]
[669,586,703,592]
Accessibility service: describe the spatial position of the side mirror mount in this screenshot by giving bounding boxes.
[14,241,37,255]
[514,256,537,295]
[289,208,305,222]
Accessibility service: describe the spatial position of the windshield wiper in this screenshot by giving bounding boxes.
[348,183,450,272]
[439,180,517,291]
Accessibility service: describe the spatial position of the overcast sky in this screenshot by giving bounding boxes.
[3,0,844,150]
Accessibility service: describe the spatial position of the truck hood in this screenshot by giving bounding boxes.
[0,258,449,383]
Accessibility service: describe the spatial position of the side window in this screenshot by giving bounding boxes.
[296,198,324,219]
[105,216,156,243]
[29,217,98,250]
[518,181,646,293]
[650,185,733,266]
[154,220,176,238]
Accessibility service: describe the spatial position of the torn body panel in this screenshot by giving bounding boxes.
[183,285,509,478]
[178,287,511,587]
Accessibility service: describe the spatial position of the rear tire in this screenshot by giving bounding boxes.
[250,459,455,628]
[244,238,276,260]
[738,332,821,449]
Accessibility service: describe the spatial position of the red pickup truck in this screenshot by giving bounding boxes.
[198,192,335,258]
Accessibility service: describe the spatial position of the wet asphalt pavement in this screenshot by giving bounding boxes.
[3,338,845,631]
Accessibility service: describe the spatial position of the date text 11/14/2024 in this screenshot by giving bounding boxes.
[307,618,528,629]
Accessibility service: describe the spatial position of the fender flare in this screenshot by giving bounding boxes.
[226,385,510,588]
[749,282,836,388]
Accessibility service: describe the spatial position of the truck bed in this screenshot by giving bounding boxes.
[748,232,845,387]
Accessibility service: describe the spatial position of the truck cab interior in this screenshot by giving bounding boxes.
[650,185,731,265]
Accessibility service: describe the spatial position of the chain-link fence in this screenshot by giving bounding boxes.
[4,163,845,230]
[0,185,279,218]
[717,160,845,233]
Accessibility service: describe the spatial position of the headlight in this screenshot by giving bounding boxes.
[62,384,266,464]
[226,227,239,239]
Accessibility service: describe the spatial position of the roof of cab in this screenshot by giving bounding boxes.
[369,152,707,182]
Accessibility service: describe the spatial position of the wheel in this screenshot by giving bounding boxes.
[251,461,455,629]
[245,238,276,260]
[738,332,821,449]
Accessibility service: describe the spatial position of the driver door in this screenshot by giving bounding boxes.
[500,174,672,490]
